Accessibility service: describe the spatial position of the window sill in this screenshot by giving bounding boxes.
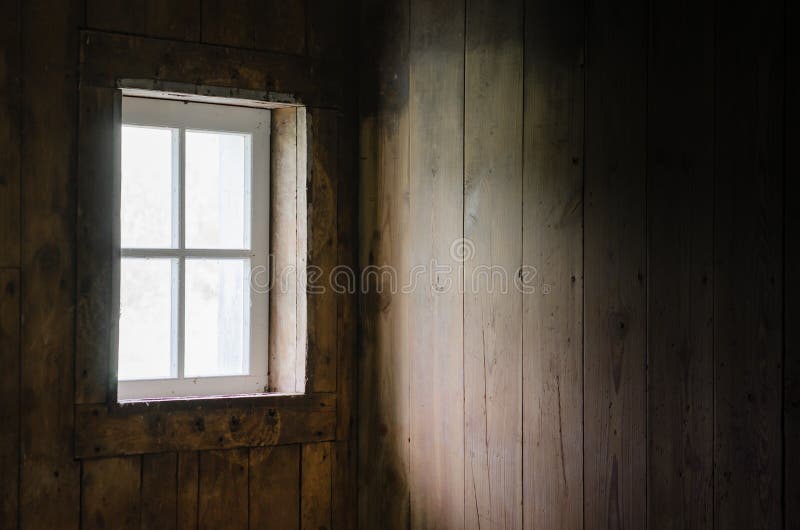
[75,392,335,459]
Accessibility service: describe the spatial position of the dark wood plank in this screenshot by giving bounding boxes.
[407,0,465,528]
[522,0,584,526]
[646,0,714,528]
[87,0,201,41]
[177,452,200,530]
[307,108,338,393]
[19,0,83,528]
[787,1,799,526]
[463,0,524,528]
[0,269,20,526]
[0,0,20,268]
[80,30,343,109]
[301,442,332,530]
[583,0,647,527]
[81,456,141,530]
[75,86,116,405]
[141,453,178,530]
[249,444,301,530]
[201,0,306,55]
[714,0,785,528]
[75,394,336,458]
[357,0,411,527]
[307,0,341,62]
[198,449,248,530]
[331,441,356,530]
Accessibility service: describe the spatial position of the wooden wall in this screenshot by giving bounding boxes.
[0,1,357,529]
[358,1,793,530]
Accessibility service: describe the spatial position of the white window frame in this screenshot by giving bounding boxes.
[117,95,270,400]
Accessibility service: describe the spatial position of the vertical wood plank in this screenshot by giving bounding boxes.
[307,0,341,62]
[141,453,178,530]
[786,0,799,526]
[714,0,785,528]
[358,0,411,527]
[19,0,82,528]
[177,452,200,530]
[301,442,332,530]
[87,0,201,41]
[249,444,300,530]
[75,86,115,405]
[407,0,465,528]
[81,456,141,530]
[200,0,306,54]
[198,449,248,530]
[583,0,647,527]
[0,0,20,268]
[646,0,714,528]
[0,269,20,527]
[332,441,357,530]
[463,0,524,529]
[522,0,585,526]
[307,108,338,393]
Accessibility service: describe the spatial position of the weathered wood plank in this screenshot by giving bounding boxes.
[301,442,332,530]
[81,456,141,530]
[0,269,20,527]
[79,30,342,109]
[463,0,524,528]
[0,0,20,269]
[357,0,411,527]
[647,0,714,528]
[198,449,248,530]
[141,452,178,530]
[583,0,647,527]
[19,0,82,528]
[75,394,336,457]
[307,108,338,393]
[307,0,341,62]
[87,0,201,41]
[714,0,785,528]
[407,0,465,528]
[75,86,116,405]
[177,452,200,530]
[201,0,306,55]
[332,441,357,530]
[522,0,585,526]
[249,444,301,530]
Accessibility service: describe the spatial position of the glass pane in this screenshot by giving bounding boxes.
[121,125,177,248]
[186,131,251,249]
[185,259,249,377]
[118,258,176,380]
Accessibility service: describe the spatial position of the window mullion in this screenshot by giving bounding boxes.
[177,127,187,380]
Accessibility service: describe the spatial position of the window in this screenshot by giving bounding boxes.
[117,95,270,400]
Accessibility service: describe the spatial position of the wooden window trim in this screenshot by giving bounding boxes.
[75,31,340,458]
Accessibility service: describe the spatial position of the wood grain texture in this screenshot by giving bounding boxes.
[87,0,201,41]
[714,0,784,528]
[332,441,357,530]
[198,449,249,530]
[307,108,338,393]
[0,269,20,526]
[522,0,585,526]
[79,30,343,109]
[787,1,798,526]
[141,452,178,530]
[19,0,82,528]
[177,452,200,530]
[463,0,524,528]
[407,0,465,528]
[583,0,647,527]
[358,0,411,528]
[75,86,115,405]
[81,456,141,530]
[647,0,714,527]
[75,394,336,457]
[301,442,332,530]
[201,0,306,55]
[0,0,20,268]
[249,444,301,530]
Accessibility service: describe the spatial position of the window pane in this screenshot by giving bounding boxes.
[118,258,176,380]
[121,125,177,248]
[185,259,249,377]
[186,131,251,249]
